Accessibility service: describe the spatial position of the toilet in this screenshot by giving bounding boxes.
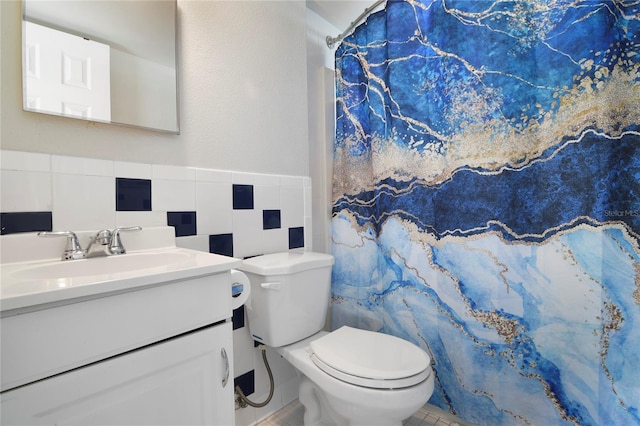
[239,251,435,426]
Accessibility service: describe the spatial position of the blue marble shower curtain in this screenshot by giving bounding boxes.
[331,1,639,425]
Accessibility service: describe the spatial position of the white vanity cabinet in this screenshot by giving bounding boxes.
[0,231,241,426]
[1,322,234,425]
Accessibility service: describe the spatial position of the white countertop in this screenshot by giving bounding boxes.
[0,227,241,314]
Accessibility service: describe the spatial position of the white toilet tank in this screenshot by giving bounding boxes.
[239,251,334,347]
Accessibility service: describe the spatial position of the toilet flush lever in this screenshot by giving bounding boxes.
[260,282,282,291]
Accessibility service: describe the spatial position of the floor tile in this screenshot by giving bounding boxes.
[256,400,475,426]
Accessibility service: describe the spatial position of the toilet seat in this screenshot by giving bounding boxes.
[308,326,431,389]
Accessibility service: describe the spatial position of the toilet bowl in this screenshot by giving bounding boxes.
[277,328,434,426]
[239,252,435,426]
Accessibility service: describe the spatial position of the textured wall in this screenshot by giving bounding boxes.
[0,0,309,176]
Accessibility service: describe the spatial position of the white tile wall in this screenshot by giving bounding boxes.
[153,179,197,211]
[1,150,51,172]
[52,173,115,231]
[1,150,312,252]
[1,169,52,212]
[196,181,233,235]
[114,161,153,180]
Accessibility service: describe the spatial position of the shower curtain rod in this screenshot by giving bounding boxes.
[325,0,386,48]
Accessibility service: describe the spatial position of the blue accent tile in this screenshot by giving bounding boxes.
[262,210,281,230]
[232,305,245,330]
[116,178,151,211]
[167,211,197,237]
[289,227,304,249]
[233,184,254,210]
[209,233,234,257]
[234,370,255,397]
[1,212,52,235]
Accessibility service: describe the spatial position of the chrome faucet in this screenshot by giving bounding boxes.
[38,226,141,260]
[83,229,113,256]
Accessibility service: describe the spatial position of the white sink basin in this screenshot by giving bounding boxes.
[1,247,241,313]
[11,252,193,281]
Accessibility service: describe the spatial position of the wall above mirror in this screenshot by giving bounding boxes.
[22,0,179,134]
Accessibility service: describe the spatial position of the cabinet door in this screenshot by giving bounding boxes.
[0,322,234,425]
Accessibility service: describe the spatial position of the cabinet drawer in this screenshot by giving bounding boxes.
[1,272,231,392]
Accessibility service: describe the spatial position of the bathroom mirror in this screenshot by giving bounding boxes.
[22,0,179,134]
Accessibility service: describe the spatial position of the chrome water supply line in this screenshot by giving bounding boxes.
[234,345,274,408]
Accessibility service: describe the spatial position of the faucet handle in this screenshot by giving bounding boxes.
[38,231,86,260]
[108,226,142,255]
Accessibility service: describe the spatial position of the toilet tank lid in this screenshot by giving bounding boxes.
[239,251,334,275]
